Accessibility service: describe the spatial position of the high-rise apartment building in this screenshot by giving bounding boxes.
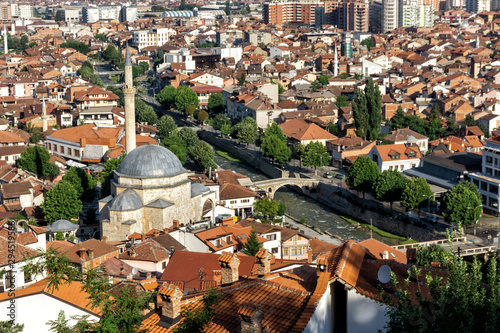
[401,4,433,27]
[83,7,100,23]
[370,0,401,33]
[263,0,323,25]
[120,6,138,23]
[12,3,32,19]
[338,1,369,32]
[466,0,490,12]
[0,3,11,20]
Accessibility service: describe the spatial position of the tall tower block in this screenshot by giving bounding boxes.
[124,44,136,153]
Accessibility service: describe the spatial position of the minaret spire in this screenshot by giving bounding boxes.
[41,98,48,132]
[333,43,338,77]
[3,24,7,54]
[123,42,136,153]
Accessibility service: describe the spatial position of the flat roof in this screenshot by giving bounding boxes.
[423,152,482,173]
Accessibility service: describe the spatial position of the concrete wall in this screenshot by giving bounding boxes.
[347,289,387,333]
[198,130,284,179]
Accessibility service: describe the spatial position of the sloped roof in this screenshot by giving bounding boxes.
[279,119,337,141]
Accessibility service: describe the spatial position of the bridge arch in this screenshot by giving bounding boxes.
[254,178,319,199]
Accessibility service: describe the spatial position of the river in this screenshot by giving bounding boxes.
[213,153,399,244]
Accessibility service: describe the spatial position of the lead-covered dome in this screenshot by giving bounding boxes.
[116,145,186,178]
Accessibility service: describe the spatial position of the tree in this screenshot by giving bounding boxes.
[401,177,433,210]
[107,85,124,107]
[382,248,500,333]
[172,289,220,333]
[95,33,106,42]
[302,142,331,169]
[465,113,477,127]
[318,75,331,86]
[99,155,125,198]
[443,117,458,137]
[62,167,96,202]
[207,93,225,113]
[365,78,382,141]
[156,85,177,109]
[191,141,217,172]
[197,110,209,124]
[17,146,60,179]
[0,321,24,333]
[160,136,188,164]
[335,94,349,108]
[23,249,155,333]
[293,143,306,167]
[278,83,284,94]
[135,98,157,125]
[234,117,258,146]
[346,155,379,197]
[174,86,199,113]
[157,115,177,138]
[59,40,89,55]
[339,73,349,79]
[390,106,406,129]
[352,88,369,139]
[42,181,82,223]
[310,80,323,92]
[238,73,246,86]
[212,114,231,131]
[225,0,231,15]
[185,105,196,117]
[373,170,409,208]
[261,123,292,164]
[178,127,199,153]
[441,181,482,230]
[416,244,448,267]
[253,197,286,221]
[361,37,374,51]
[242,227,263,256]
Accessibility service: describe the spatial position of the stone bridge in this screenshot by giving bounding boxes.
[252,177,320,199]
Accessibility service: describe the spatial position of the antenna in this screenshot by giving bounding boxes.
[132,267,138,275]
[377,265,392,284]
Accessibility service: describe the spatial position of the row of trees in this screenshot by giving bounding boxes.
[79,61,104,87]
[156,85,199,113]
[352,78,382,141]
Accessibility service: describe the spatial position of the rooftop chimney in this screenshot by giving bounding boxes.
[141,234,146,242]
[78,248,86,261]
[88,249,94,259]
[219,252,240,285]
[238,303,264,333]
[255,248,273,277]
[316,256,328,278]
[158,284,184,324]
[102,236,108,244]
[120,265,125,276]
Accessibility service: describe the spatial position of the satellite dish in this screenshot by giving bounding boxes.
[377,265,392,284]
[132,267,138,275]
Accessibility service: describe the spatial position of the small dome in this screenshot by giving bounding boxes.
[191,182,210,197]
[117,145,186,178]
[109,189,143,211]
[47,219,79,233]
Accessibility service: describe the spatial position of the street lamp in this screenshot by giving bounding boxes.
[467,204,482,237]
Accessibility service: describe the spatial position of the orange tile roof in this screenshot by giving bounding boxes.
[195,225,268,252]
[374,143,421,162]
[47,124,123,146]
[0,278,100,315]
[279,119,337,142]
[358,238,407,264]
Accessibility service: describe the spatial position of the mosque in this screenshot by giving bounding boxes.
[98,46,216,242]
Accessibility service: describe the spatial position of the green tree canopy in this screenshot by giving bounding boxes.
[103,44,122,66]
[175,86,199,113]
[135,98,157,125]
[157,115,178,138]
[361,37,374,51]
[62,167,96,202]
[99,155,125,198]
[346,155,379,197]
[207,93,225,113]
[17,145,60,180]
[401,177,433,210]
[335,94,349,108]
[233,117,258,146]
[191,141,217,172]
[302,141,330,169]
[212,114,231,131]
[178,127,200,154]
[416,243,449,267]
[156,85,177,109]
[238,72,246,86]
[242,227,263,256]
[0,321,24,333]
[59,40,89,55]
[352,87,369,139]
[365,78,382,141]
[373,170,409,208]
[172,289,220,333]
[160,136,188,164]
[441,181,482,229]
[261,123,291,164]
[253,197,287,221]
[197,110,209,124]
[42,181,82,223]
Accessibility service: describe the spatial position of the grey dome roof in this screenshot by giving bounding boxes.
[47,219,79,233]
[109,189,143,211]
[191,182,210,197]
[117,145,186,178]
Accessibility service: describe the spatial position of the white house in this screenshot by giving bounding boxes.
[188,73,224,88]
[119,239,171,273]
[368,143,423,172]
[362,58,384,76]
[270,46,291,59]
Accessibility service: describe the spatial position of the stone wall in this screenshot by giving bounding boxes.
[314,183,448,242]
[198,130,284,178]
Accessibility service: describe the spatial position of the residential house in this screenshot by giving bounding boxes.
[368,143,423,172]
[194,224,269,254]
[119,238,171,273]
[0,181,44,212]
[279,118,338,148]
[384,128,429,152]
[73,85,119,111]
[326,135,376,167]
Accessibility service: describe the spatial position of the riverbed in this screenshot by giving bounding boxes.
[213,153,400,244]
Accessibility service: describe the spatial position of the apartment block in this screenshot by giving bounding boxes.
[133,27,176,51]
[402,4,433,27]
[339,1,369,32]
[0,3,11,20]
[263,0,323,25]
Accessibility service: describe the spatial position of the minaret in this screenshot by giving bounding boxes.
[41,98,48,132]
[123,43,136,153]
[3,25,7,54]
[333,43,338,77]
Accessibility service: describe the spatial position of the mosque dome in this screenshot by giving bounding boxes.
[109,189,143,211]
[117,145,186,178]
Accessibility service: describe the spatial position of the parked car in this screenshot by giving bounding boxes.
[324,172,333,179]
[334,173,345,180]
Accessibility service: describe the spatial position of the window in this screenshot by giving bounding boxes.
[291,247,302,256]
[283,248,288,256]
[24,271,32,284]
[271,247,278,254]
[266,234,277,241]
[216,239,221,247]
[486,156,493,164]
[400,165,404,171]
[241,199,250,203]
[60,146,64,153]
[226,236,231,243]
[162,261,166,270]
[5,270,13,289]
[230,200,237,204]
